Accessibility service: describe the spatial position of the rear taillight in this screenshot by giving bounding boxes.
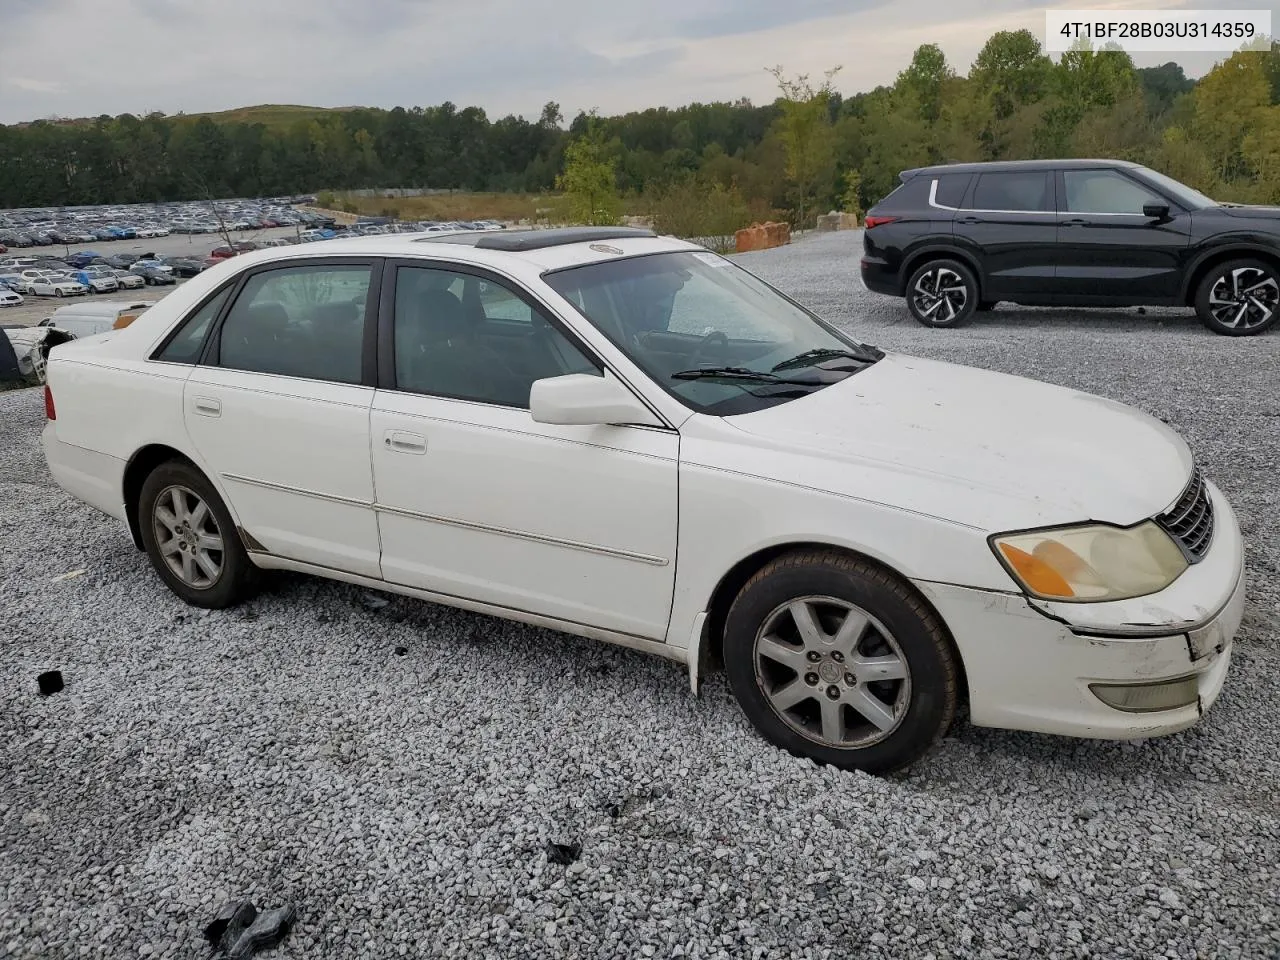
[863,215,899,229]
[44,384,56,420]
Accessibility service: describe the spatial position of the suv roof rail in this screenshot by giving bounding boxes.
[417,226,657,252]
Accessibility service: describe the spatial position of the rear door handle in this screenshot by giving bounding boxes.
[958,216,984,224]
[1060,218,1090,227]
[384,430,427,455]
[192,396,221,417]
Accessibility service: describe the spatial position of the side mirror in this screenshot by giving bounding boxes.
[1143,203,1171,221]
[530,372,663,428]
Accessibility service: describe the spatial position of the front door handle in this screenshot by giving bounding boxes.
[958,216,984,224]
[384,430,427,455]
[192,396,221,417]
[1060,218,1090,227]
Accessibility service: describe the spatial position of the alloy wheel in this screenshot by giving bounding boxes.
[1208,267,1279,331]
[911,267,967,324]
[754,596,911,748]
[152,485,224,589]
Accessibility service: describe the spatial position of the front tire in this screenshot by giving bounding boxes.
[905,259,978,328]
[138,461,259,609]
[723,549,959,775]
[1194,259,1280,336]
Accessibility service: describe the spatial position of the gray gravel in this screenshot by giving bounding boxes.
[2,229,1279,960]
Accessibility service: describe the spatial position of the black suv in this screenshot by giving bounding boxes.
[860,159,1280,336]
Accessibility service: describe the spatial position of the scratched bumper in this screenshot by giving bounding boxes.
[913,481,1245,740]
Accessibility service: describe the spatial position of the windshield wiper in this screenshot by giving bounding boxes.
[671,366,821,384]
[771,346,880,372]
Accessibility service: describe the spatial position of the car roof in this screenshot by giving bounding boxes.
[220,227,701,274]
[900,158,1141,180]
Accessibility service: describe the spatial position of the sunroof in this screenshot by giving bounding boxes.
[415,226,656,251]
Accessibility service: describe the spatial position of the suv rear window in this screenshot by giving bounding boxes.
[968,172,1051,212]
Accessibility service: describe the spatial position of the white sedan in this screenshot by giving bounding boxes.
[29,274,88,298]
[40,228,1245,772]
[0,287,23,307]
[112,269,147,290]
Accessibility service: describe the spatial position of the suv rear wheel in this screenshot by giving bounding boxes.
[1194,259,1280,336]
[905,259,978,328]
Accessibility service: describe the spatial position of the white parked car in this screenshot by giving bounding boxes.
[40,228,1245,772]
[0,286,23,307]
[28,273,88,298]
[112,269,147,290]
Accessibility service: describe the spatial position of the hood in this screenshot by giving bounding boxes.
[721,354,1193,532]
[1216,204,1280,220]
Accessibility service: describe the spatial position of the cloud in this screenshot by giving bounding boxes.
[0,0,1241,125]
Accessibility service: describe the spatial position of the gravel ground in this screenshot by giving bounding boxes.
[2,230,1279,960]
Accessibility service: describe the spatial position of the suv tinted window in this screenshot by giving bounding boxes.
[969,172,1051,212]
[933,173,971,207]
[392,266,598,408]
[217,264,371,383]
[1064,169,1164,214]
[155,287,231,364]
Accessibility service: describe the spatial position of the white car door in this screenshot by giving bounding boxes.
[179,257,384,577]
[370,262,679,640]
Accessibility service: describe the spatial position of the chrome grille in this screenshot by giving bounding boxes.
[1156,467,1215,563]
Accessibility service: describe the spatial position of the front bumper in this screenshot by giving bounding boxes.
[915,481,1245,739]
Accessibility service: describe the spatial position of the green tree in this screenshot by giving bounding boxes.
[766,65,842,227]
[555,122,621,225]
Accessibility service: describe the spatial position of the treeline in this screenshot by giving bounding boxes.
[2,32,1280,219]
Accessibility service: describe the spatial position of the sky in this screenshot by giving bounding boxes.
[0,0,1251,125]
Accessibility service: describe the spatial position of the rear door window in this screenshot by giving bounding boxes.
[968,172,1051,212]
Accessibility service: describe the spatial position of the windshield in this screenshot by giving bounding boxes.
[1134,166,1216,210]
[544,251,882,415]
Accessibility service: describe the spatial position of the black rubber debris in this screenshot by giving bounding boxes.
[225,905,296,959]
[545,841,582,866]
[37,671,64,696]
[394,646,408,657]
[204,899,257,949]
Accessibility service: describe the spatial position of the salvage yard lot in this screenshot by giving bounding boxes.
[2,230,1279,959]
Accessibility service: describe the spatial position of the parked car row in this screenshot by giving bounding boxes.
[0,251,187,297]
[0,195,322,249]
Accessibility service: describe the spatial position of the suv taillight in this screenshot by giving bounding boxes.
[863,215,898,229]
[44,384,56,420]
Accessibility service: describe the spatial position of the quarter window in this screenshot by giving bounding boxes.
[155,287,231,364]
[1063,170,1165,214]
[932,173,971,207]
[969,172,1051,212]
[216,264,372,383]
[392,266,598,408]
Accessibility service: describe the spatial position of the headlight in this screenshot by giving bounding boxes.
[991,521,1187,602]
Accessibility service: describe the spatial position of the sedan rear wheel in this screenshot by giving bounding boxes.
[138,460,259,608]
[905,259,978,328]
[1195,259,1280,336]
[724,549,959,774]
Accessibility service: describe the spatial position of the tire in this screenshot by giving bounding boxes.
[905,259,978,328]
[1194,258,1280,336]
[975,300,998,312]
[723,549,959,775]
[138,460,259,609]
[54,289,64,298]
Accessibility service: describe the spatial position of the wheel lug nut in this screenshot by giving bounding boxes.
[845,673,857,685]
[826,685,840,699]
[805,673,819,686]
[831,651,844,663]
[806,651,820,663]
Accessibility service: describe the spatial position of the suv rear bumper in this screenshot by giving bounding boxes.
[859,256,900,296]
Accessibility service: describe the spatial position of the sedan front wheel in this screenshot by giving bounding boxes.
[723,549,959,774]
